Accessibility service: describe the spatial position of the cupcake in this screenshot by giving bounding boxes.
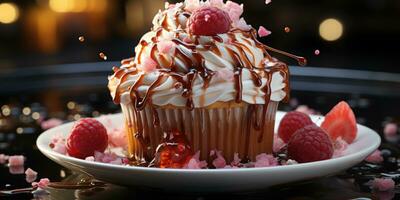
[108,0,303,166]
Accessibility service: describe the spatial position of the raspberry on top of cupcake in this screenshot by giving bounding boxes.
[108,0,299,110]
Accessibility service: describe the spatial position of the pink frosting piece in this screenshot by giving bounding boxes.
[184,0,200,12]
[333,138,349,158]
[32,178,50,189]
[157,41,176,54]
[212,150,227,168]
[210,0,224,8]
[254,153,278,167]
[231,153,241,166]
[0,154,9,164]
[265,0,272,5]
[384,123,398,137]
[365,150,384,164]
[225,1,243,22]
[233,18,250,31]
[9,166,24,174]
[140,57,158,73]
[107,128,128,149]
[184,151,207,169]
[41,118,63,130]
[25,168,38,183]
[8,155,25,167]
[370,178,395,192]
[258,26,271,37]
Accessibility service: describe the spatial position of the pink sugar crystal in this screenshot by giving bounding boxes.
[32,178,50,189]
[50,135,67,155]
[216,68,234,81]
[365,150,384,164]
[157,41,176,54]
[265,0,272,5]
[258,26,271,37]
[225,1,243,22]
[370,178,395,192]
[384,123,398,137]
[8,155,24,167]
[273,135,285,153]
[212,150,227,169]
[185,151,207,169]
[333,138,349,158]
[94,151,125,165]
[25,168,38,183]
[254,153,278,167]
[140,57,158,73]
[184,0,200,12]
[41,118,63,130]
[0,154,9,164]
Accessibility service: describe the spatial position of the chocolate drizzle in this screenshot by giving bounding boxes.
[109,7,305,163]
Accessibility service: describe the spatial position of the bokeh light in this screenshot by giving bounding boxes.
[319,18,343,41]
[0,3,20,24]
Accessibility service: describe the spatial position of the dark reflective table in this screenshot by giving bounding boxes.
[1,62,400,200]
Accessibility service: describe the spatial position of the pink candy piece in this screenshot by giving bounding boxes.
[231,153,241,166]
[365,150,384,164]
[0,154,9,164]
[41,118,63,130]
[32,178,50,189]
[370,178,395,192]
[25,168,38,183]
[107,128,128,149]
[265,0,272,5]
[384,123,398,137]
[184,151,207,169]
[85,156,95,162]
[253,153,278,167]
[216,68,234,81]
[212,150,227,169]
[233,18,251,31]
[8,155,24,167]
[157,41,176,54]
[295,105,316,115]
[225,1,243,22]
[140,57,158,73]
[258,26,271,37]
[273,135,286,153]
[210,0,224,8]
[9,166,24,174]
[332,138,349,158]
[314,49,320,55]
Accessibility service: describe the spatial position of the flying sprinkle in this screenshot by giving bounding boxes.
[314,49,320,55]
[265,0,271,5]
[284,26,291,33]
[99,52,108,61]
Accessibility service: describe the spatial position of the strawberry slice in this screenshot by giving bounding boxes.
[321,101,358,144]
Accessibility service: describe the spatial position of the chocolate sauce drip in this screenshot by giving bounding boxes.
[234,68,243,103]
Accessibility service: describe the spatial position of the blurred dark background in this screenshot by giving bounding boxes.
[0,0,399,72]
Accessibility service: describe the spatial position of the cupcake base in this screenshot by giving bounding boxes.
[121,101,279,164]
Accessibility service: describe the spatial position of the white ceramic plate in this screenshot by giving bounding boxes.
[37,111,380,192]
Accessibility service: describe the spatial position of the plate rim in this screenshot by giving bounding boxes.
[36,112,381,174]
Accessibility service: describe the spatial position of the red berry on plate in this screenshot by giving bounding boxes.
[153,129,193,168]
[287,125,334,163]
[66,118,108,159]
[278,111,314,143]
[321,101,358,144]
[187,6,231,36]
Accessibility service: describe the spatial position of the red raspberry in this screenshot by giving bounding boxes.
[287,125,334,163]
[66,118,108,159]
[153,130,193,168]
[278,111,314,143]
[187,6,231,36]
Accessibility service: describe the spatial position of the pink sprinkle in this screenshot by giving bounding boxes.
[205,14,211,22]
[314,49,320,55]
[365,150,384,164]
[25,168,38,183]
[265,0,271,5]
[184,0,200,12]
[384,123,398,137]
[212,151,227,169]
[51,136,67,155]
[225,1,244,22]
[157,41,176,54]
[140,57,158,73]
[370,178,395,192]
[254,153,278,167]
[233,18,251,31]
[8,155,24,167]
[9,166,24,174]
[32,178,50,189]
[184,151,207,169]
[41,118,63,130]
[333,138,349,158]
[216,68,234,81]
[0,154,9,164]
[258,26,271,37]
[273,135,286,153]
